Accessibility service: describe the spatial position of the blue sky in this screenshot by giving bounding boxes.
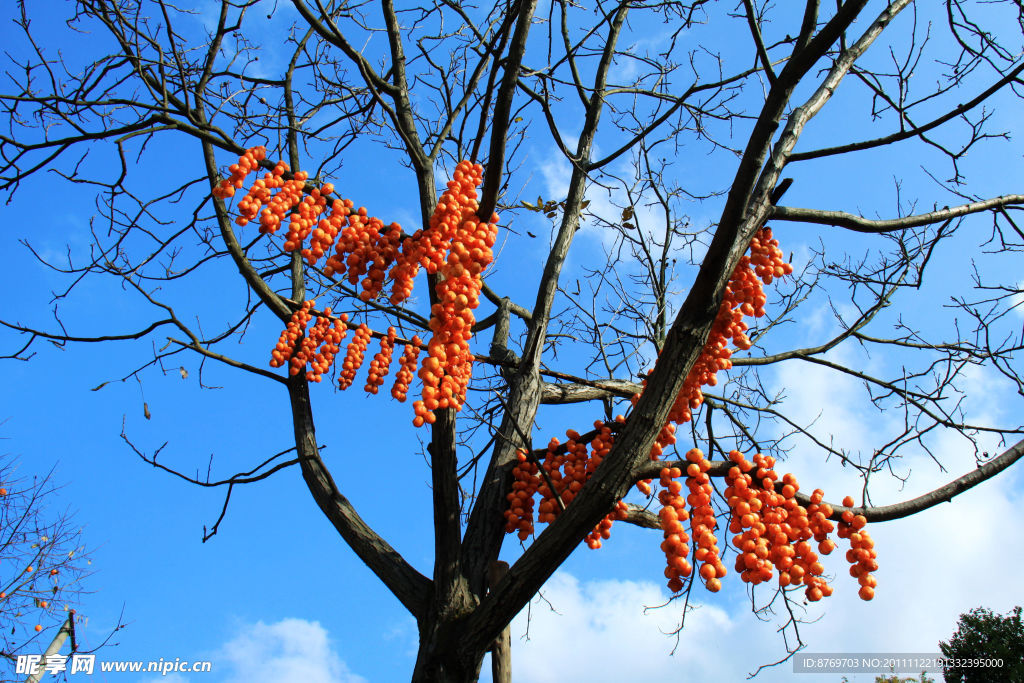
[2,1,1023,681]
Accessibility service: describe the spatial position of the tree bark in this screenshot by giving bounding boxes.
[488,561,512,683]
[410,613,487,683]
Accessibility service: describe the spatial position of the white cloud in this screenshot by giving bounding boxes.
[754,341,1024,680]
[536,145,695,270]
[215,618,366,683]
[814,462,1022,642]
[539,153,573,201]
[769,343,893,482]
[487,456,1021,683]
[502,573,748,683]
[485,342,1023,683]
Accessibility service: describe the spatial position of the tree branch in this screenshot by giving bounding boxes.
[788,61,1024,162]
[770,195,1024,233]
[742,0,777,85]
[286,375,431,618]
[626,437,1024,525]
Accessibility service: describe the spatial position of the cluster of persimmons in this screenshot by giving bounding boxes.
[214,149,496,426]
[503,229,877,602]
[214,150,876,603]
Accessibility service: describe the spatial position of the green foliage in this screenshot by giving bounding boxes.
[874,674,934,683]
[939,606,1024,682]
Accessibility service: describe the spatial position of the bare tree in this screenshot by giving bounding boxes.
[2,0,1022,680]
[0,455,97,681]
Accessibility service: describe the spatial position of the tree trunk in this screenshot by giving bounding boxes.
[488,562,512,683]
[411,617,488,683]
[409,562,514,682]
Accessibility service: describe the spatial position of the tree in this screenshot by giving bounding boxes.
[1,0,1022,680]
[0,455,94,681]
[940,606,1024,683]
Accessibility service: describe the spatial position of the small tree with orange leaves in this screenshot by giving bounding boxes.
[2,1,1023,681]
